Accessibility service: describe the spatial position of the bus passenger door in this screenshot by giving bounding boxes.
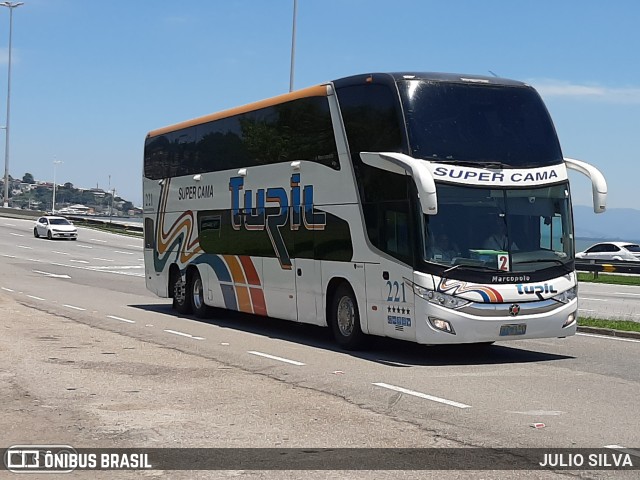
[378,207,416,341]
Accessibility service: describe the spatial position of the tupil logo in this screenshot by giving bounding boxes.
[516,283,557,301]
[229,173,326,269]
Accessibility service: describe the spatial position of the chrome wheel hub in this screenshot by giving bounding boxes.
[192,278,204,310]
[337,296,355,337]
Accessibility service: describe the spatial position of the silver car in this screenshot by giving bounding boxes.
[576,242,640,262]
[33,216,78,240]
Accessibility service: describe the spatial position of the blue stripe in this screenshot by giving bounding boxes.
[192,254,237,309]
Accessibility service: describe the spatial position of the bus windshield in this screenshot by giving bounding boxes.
[398,80,563,167]
[423,183,574,273]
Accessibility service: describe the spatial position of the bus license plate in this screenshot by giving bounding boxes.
[500,324,526,336]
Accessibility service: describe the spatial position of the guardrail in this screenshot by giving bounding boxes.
[65,215,144,234]
[575,260,640,276]
[0,209,144,234]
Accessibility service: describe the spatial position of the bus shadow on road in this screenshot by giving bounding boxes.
[129,303,574,367]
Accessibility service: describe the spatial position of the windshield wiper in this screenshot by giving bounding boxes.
[513,258,570,267]
[442,263,501,275]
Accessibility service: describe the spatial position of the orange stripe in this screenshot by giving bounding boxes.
[147,84,329,138]
[223,255,252,313]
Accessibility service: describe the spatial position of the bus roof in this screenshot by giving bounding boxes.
[146,72,529,139]
[332,71,528,89]
[146,84,329,138]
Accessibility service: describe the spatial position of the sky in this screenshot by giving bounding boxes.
[0,0,638,209]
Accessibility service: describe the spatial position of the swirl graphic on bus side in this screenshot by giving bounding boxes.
[153,178,203,273]
[437,278,503,303]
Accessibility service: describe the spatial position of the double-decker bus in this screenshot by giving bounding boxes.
[143,72,607,349]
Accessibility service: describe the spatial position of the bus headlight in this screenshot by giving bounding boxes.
[553,286,577,304]
[411,284,470,310]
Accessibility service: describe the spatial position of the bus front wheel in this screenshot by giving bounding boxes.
[330,283,366,350]
[189,269,211,319]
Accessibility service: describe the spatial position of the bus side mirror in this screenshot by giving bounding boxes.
[564,157,607,214]
[360,152,438,215]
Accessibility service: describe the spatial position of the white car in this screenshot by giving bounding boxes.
[33,216,78,240]
[576,241,640,262]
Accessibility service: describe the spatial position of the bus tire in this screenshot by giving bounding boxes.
[171,269,192,314]
[330,283,366,350]
[189,269,211,319]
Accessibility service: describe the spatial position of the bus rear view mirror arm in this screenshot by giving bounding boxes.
[360,152,438,215]
[564,157,608,214]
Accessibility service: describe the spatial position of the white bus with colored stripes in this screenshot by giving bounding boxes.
[143,72,607,349]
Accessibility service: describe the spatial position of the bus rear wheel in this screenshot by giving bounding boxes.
[189,269,211,319]
[171,270,192,315]
[330,283,366,350]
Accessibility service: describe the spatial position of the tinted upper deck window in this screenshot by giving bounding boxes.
[144,96,339,179]
[398,81,563,167]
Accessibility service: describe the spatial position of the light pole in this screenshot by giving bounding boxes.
[1,1,24,208]
[289,0,297,92]
[52,159,61,213]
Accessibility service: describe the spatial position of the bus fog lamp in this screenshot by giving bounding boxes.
[428,316,456,334]
[563,312,576,328]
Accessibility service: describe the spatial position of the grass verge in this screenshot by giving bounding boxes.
[577,272,640,286]
[579,317,640,333]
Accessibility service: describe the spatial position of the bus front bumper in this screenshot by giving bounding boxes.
[414,298,578,344]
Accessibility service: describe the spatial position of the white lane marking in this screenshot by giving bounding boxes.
[17,245,32,249]
[77,245,93,249]
[26,295,46,301]
[1,254,16,258]
[126,245,140,248]
[107,315,135,324]
[373,382,472,409]
[52,251,70,256]
[49,261,144,277]
[508,410,564,416]
[1,287,15,292]
[247,351,305,366]
[91,239,107,243]
[580,297,607,302]
[63,304,86,311]
[69,259,90,264]
[33,270,71,279]
[93,257,114,262]
[10,232,23,236]
[610,292,640,297]
[3,223,15,226]
[164,329,204,340]
[88,265,143,270]
[604,445,640,458]
[577,333,640,343]
[578,309,596,313]
[114,250,135,255]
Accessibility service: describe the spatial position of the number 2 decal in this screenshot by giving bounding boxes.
[386,280,407,303]
[497,254,510,271]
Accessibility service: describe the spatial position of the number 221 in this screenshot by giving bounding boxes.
[386,281,406,303]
